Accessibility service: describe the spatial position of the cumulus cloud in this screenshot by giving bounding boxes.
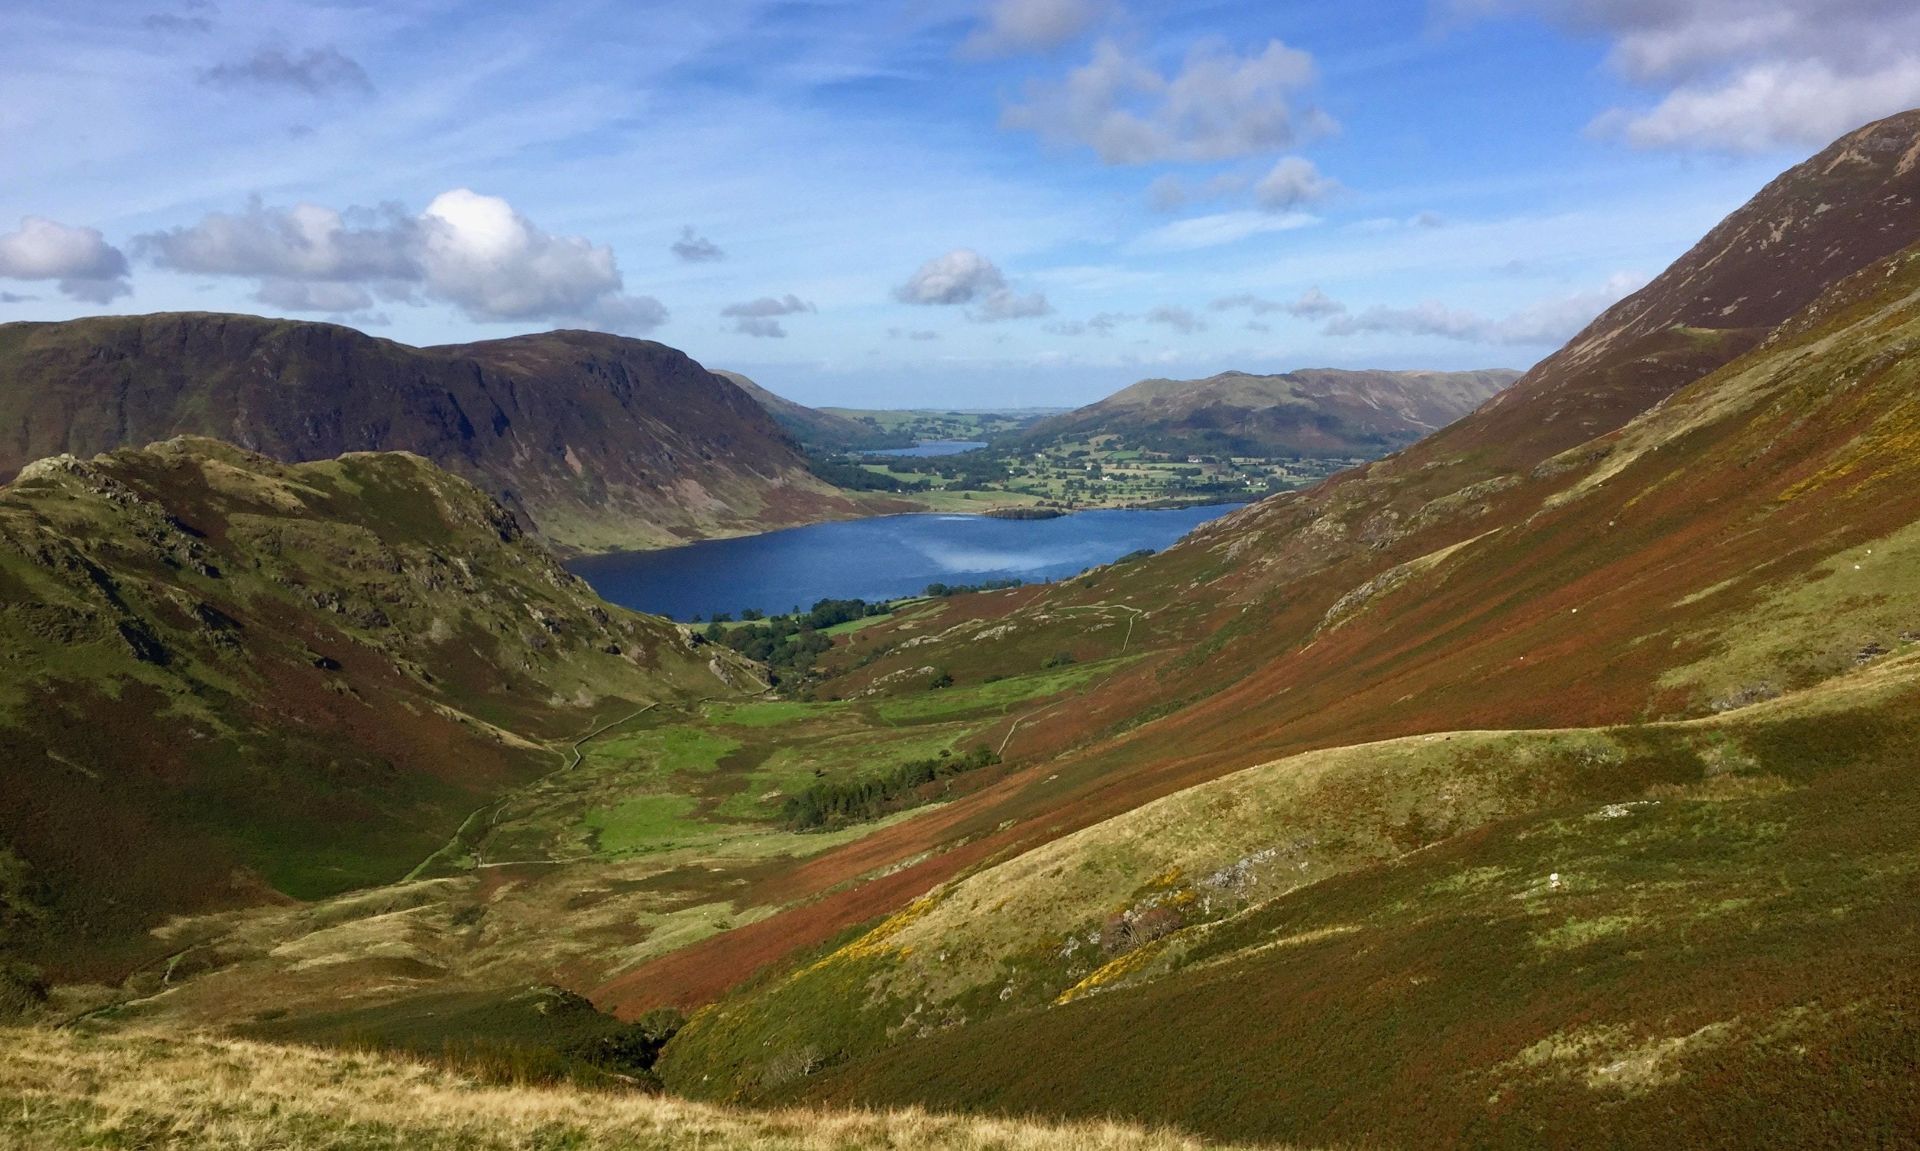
[720,293,814,338]
[1254,156,1339,210]
[137,190,666,332]
[893,248,1052,322]
[961,0,1104,58]
[0,217,132,303]
[1003,38,1333,164]
[888,327,941,341]
[1145,305,1204,333]
[1322,273,1644,346]
[1457,0,1920,151]
[671,226,724,262]
[893,249,1005,305]
[200,46,374,96]
[1210,287,1346,320]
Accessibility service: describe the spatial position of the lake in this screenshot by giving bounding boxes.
[571,505,1237,620]
[860,440,988,458]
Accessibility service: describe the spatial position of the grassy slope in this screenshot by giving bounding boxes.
[0,437,746,976]
[651,155,1920,1137]
[24,656,1130,1071]
[780,659,1920,1148]
[0,1027,1274,1151]
[664,657,1920,1145]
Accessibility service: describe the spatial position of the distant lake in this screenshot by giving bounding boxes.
[572,506,1236,621]
[861,440,988,458]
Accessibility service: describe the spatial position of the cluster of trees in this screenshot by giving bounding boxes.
[806,455,930,493]
[703,597,889,679]
[924,578,1022,597]
[783,745,1001,831]
[883,453,1012,487]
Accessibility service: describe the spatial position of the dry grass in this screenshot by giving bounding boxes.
[0,1027,1274,1151]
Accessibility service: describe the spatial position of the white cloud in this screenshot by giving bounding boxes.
[720,293,815,338]
[1130,209,1318,253]
[1323,273,1645,346]
[1003,38,1333,164]
[893,248,1052,322]
[137,190,666,332]
[671,226,725,262]
[961,0,1104,58]
[1254,156,1339,211]
[893,248,1006,305]
[1593,60,1920,152]
[0,216,132,303]
[1459,0,1920,151]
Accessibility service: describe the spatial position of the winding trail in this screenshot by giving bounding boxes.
[406,703,661,877]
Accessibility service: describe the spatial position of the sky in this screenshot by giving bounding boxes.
[2,0,1915,408]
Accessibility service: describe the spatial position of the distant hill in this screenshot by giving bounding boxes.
[711,370,885,451]
[0,315,891,553]
[0,437,754,976]
[1016,368,1517,457]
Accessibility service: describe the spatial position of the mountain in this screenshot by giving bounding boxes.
[712,370,883,451]
[0,315,895,553]
[639,111,1920,1143]
[1017,368,1518,456]
[0,436,754,978]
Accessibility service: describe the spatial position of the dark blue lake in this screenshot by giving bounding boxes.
[860,440,988,458]
[571,505,1236,621]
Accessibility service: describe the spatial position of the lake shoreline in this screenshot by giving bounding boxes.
[569,504,1241,621]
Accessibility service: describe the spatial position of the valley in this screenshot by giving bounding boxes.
[4,34,1920,1149]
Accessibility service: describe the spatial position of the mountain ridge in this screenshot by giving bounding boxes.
[0,313,902,553]
[1016,367,1517,457]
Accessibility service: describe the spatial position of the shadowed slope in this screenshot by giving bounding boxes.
[0,315,891,552]
[0,437,749,977]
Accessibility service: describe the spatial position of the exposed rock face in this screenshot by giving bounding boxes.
[0,315,873,552]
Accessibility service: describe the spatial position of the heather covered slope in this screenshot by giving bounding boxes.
[1016,368,1516,457]
[0,315,884,552]
[578,112,1920,1032]
[767,661,1920,1148]
[659,237,1920,1144]
[0,437,751,977]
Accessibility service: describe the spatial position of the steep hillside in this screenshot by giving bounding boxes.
[0,437,751,977]
[638,112,1920,1140]
[1018,368,1516,456]
[713,370,885,451]
[0,315,891,552]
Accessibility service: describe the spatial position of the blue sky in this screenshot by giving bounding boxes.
[2,0,1914,406]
